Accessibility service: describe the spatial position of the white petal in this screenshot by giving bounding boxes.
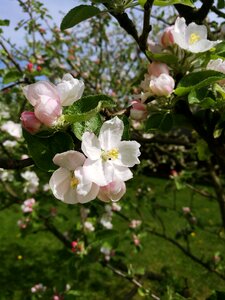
[189,39,220,53]
[117,141,141,167]
[81,132,101,160]
[56,73,85,106]
[53,151,86,170]
[99,116,124,151]
[186,23,207,42]
[61,187,82,204]
[49,167,71,200]
[172,17,187,50]
[83,159,114,186]
[76,183,99,203]
[113,165,133,182]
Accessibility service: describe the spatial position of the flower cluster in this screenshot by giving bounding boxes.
[49,117,141,204]
[140,61,175,101]
[21,73,84,133]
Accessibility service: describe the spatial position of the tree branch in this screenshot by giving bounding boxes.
[139,0,154,52]
[0,158,34,169]
[175,0,214,24]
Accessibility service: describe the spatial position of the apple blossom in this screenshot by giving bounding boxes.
[97,180,126,202]
[21,170,39,194]
[49,150,99,204]
[21,198,36,213]
[130,100,148,121]
[56,73,84,106]
[1,121,22,139]
[20,111,42,134]
[149,73,175,97]
[160,26,174,47]
[148,62,169,77]
[23,81,62,126]
[81,117,141,186]
[172,17,221,53]
[207,58,225,74]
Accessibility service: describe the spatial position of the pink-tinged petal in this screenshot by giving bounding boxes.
[53,151,86,171]
[20,111,42,134]
[49,167,71,201]
[98,180,126,202]
[34,96,62,126]
[99,116,124,151]
[23,81,60,106]
[117,141,141,167]
[113,165,133,182]
[81,132,101,160]
[83,159,114,186]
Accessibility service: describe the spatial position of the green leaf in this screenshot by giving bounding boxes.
[72,113,102,140]
[217,0,225,9]
[207,290,225,300]
[146,112,173,132]
[23,130,74,171]
[196,139,211,161]
[146,51,178,66]
[175,70,225,96]
[64,94,116,123]
[60,5,101,30]
[0,19,10,26]
[3,70,21,84]
[139,0,194,7]
[121,115,130,140]
[210,41,225,58]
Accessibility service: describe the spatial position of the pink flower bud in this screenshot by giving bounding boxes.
[34,97,62,126]
[20,111,42,134]
[160,26,174,47]
[148,62,169,77]
[150,74,175,97]
[97,180,126,202]
[130,100,148,121]
[27,62,33,72]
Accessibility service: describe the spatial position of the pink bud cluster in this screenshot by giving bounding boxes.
[21,198,36,213]
[20,74,84,134]
[140,62,175,100]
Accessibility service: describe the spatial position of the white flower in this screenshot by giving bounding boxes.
[3,140,17,148]
[81,117,141,186]
[49,150,99,204]
[84,221,95,232]
[172,17,221,53]
[56,73,84,106]
[207,58,225,74]
[100,215,113,229]
[1,121,22,139]
[21,171,39,194]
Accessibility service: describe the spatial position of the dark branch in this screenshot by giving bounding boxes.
[139,0,154,52]
[175,0,214,24]
[0,158,34,169]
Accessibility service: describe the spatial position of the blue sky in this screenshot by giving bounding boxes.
[0,0,81,45]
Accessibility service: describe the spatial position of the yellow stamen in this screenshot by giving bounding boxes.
[189,33,200,45]
[101,148,119,161]
[70,176,79,188]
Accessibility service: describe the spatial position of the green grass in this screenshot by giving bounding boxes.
[0,176,224,299]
